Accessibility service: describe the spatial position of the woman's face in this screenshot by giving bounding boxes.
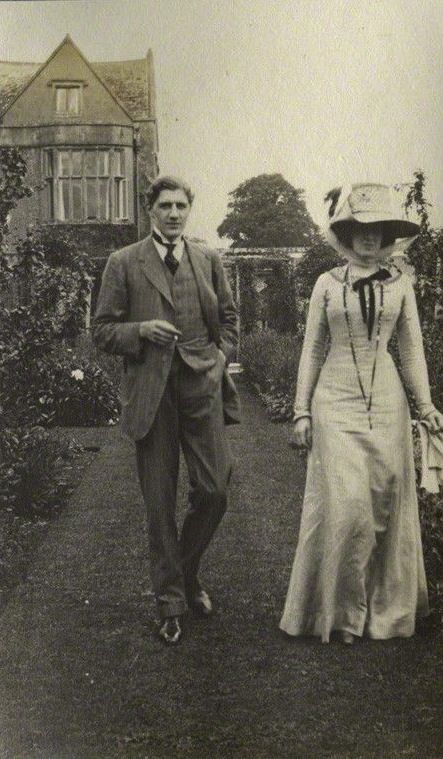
[351,222,384,261]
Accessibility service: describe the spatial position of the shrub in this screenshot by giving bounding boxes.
[0,217,119,428]
[419,491,443,597]
[46,349,120,427]
[294,239,343,299]
[73,331,121,390]
[0,343,120,428]
[241,329,301,421]
[0,147,32,246]
[411,424,443,621]
[421,318,443,412]
[0,426,73,517]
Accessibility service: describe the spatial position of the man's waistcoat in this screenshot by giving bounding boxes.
[164,246,217,372]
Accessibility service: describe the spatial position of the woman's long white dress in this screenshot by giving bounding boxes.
[280,266,431,641]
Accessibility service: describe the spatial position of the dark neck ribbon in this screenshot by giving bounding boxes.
[352,268,391,340]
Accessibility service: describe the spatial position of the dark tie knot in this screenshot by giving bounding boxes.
[152,230,180,275]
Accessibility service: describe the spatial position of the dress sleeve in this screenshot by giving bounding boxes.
[395,276,435,418]
[293,274,329,420]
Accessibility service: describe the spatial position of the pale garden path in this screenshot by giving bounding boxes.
[0,382,441,758]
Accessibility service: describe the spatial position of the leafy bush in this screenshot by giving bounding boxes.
[411,425,443,621]
[0,342,120,428]
[404,174,443,612]
[0,147,32,246]
[46,349,120,427]
[404,173,443,413]
[419,491,443,598]
[0,203,119,428]
[73,331,122,390]
[293,239,344,299]
[0,426,73,516]
[421,318,443,413]
[241,329,301,421]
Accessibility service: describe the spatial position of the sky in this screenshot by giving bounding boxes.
[0,0,442,245]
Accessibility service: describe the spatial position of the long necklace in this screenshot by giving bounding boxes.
[342,264,384,430]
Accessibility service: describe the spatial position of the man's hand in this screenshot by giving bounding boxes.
[289,417,312,449]
[139,319,182,346]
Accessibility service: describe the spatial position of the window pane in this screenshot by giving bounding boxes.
[56,88,67,113]
[86,179,98,219]
[57,179,70,220]
[84,151,97,176]
[115,178,128,219]
[72,151,82,176]
[44,150,53,177]
[114,180,120,216]
[98,151,109,176]
[58,151,71,177]
[67,88,79,115]
[72,180,82,220]
[121,179,128,218]
[46,179,54,219]
[98,179,110,219]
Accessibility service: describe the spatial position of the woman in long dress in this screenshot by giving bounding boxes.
[279,183,443,644]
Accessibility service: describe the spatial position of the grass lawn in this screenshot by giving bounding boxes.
[0,382,442,758]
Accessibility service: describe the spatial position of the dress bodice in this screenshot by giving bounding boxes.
[294,266,434,420]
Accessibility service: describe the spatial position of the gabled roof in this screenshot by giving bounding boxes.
[0,37,154,121]
[94,58,152,120]
[0,62,39,114]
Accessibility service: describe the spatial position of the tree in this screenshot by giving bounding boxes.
[217,173,319,248]
[293,240,343,299]
[403,171,443,411]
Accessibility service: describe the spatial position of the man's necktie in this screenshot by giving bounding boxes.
[152,230,179,275]
[352,268,391,340]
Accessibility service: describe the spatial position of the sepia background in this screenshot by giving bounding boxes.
[0,0,442,243]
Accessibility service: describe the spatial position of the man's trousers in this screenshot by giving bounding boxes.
[135,351,232,619]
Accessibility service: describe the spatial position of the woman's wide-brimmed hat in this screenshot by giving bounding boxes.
[324,183,420,258]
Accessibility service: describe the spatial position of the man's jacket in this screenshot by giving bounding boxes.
[92,236,241,440]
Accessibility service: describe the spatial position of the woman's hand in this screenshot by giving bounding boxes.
[424,409,443,437]
[289,417,312,450]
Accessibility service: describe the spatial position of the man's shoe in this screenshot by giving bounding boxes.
[158,616,183,645]
[188,589,213,617]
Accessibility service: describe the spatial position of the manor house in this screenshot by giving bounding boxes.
[0,35,158,279]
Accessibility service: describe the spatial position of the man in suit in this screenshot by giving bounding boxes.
[93,175,240,645]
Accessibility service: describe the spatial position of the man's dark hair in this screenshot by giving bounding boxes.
[146,175,194,209]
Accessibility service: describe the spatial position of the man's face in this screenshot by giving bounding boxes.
[150,189,191,241]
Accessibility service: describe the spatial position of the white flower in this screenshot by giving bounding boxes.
[71,369,84,381]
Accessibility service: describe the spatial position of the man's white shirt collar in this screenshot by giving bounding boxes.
[152,227,184,262]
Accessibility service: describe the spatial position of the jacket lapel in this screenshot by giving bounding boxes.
[138,237,174,308]
[186,241,220,342]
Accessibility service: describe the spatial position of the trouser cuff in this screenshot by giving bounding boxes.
[157,600,187,620]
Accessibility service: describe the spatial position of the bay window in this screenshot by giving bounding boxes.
[43,148,129,222]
